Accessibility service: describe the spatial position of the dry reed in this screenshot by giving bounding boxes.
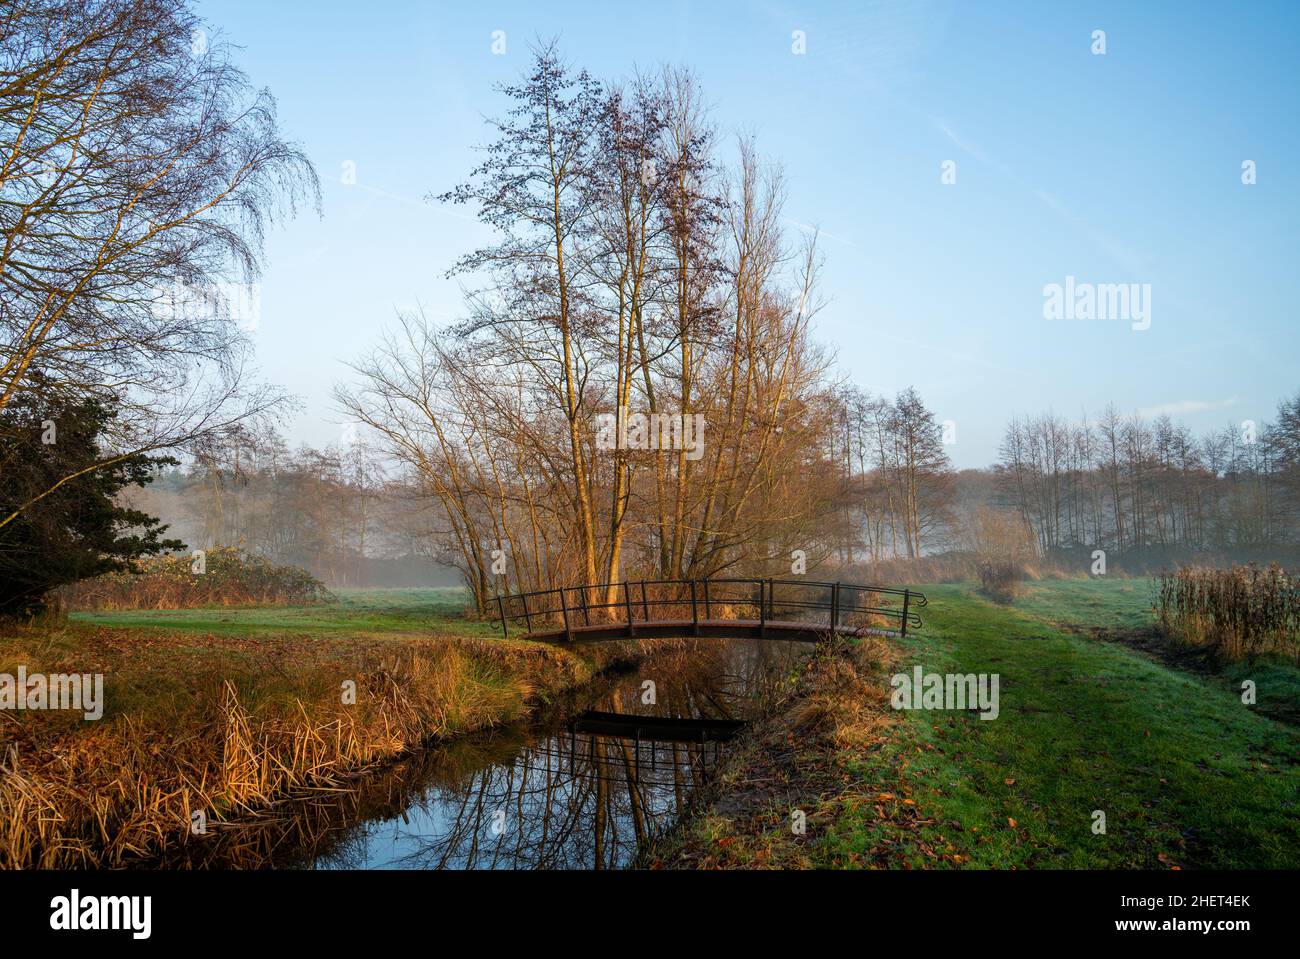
[0,632,597,868]
[1153,563,1300,662]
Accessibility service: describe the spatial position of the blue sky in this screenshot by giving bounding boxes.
[196,0,1300,468]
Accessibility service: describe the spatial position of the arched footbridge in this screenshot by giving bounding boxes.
[491,578,926,643]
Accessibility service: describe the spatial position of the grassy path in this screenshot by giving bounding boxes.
[818,583,1300,868]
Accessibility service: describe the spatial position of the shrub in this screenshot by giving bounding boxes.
[978,560,1023,604]
[965,506,1035,602]
[61,547,333,610]
[0,379,182,617]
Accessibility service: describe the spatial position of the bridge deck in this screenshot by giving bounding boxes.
[492,579,924,642]
[517,618,904,644]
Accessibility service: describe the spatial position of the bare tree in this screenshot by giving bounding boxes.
[437,40,604,588]
[0,0,318,530]
[342,47,842,603]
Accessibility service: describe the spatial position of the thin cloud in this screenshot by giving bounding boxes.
[935,118,994,167]
[934,120,1150,277]
[1136,397,1239,418]
[783,217,855,247]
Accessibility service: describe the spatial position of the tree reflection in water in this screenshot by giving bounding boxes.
[306,638,802,870]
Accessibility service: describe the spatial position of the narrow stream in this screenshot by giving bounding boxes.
[181,638,803,869]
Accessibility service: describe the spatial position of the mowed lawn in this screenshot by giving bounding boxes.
[822,579,1300,869]
[69,587,495,640]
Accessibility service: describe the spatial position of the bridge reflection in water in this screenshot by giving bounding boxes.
[293,638,801,870]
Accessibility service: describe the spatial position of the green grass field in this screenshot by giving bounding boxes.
[1002,577,1153,630]
[820,579,1300,868]
[69,587,493,639]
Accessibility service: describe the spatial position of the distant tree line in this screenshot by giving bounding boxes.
[132,425,454,587]
[830,386,955,564]
[127,387,1300,599]
[996,394,1300,556]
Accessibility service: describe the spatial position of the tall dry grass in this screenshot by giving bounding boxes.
[60,547,332,610]
[785,635,896,749]
[1154,564,1300,662]
[0,632,597,869]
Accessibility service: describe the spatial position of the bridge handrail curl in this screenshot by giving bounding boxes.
[490,577,926,642]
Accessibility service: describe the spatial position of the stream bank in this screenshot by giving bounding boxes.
[0,622,638,868]
[169,637,806,868]
[644,634,908,869]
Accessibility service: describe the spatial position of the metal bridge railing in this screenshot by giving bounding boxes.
[490,577,926,641]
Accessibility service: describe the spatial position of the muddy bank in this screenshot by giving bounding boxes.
[1068,623,1300,727]
[643,635,911,869]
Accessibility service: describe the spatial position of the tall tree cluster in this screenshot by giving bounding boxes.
[831,386,956,564]
[337,46,853,610]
